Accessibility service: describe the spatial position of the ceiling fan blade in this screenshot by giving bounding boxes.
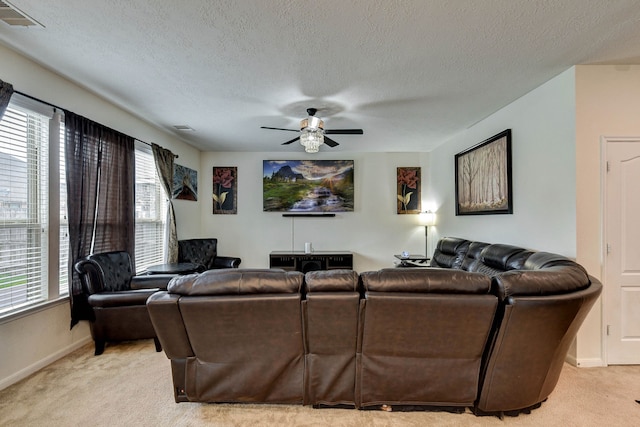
[261,126,300,132]
[281,136,300,145]
[323,136,339,147]
[324,129,364,135]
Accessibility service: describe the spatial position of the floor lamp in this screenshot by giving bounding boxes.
[419,211,436,258]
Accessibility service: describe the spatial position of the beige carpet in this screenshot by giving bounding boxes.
[1,339,638,427]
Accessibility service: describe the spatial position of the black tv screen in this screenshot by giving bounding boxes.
[263,160,354,212]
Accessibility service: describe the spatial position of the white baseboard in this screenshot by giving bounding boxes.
[566,354,606,367]
[0,336,92,391]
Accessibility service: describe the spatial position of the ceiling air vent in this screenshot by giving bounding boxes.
[173,125,195,131]
[0,1,43,27]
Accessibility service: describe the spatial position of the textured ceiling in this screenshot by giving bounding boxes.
[1,0,640,153]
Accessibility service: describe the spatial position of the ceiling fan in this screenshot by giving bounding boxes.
[261,108,363,153]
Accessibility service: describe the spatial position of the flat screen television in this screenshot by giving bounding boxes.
[263,160,354,212]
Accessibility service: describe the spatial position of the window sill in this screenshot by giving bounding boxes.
[0,296,70,325]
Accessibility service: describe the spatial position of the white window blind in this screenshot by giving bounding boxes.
[0,104,49,313]
[0,94,67,317]
[58,122,68,296]
[134,141,166,273]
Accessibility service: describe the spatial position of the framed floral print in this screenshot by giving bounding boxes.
[397,167,421,214]
[212,166,237,214]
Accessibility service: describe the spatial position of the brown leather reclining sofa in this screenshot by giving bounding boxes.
[146,237,601,417]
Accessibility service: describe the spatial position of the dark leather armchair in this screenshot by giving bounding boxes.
[177,238,241,272]
[74,251,174,355]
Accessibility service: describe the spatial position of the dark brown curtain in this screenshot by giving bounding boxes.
[65,111,135,327]
[0,79,13,119]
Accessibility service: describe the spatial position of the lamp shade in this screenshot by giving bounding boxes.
[419,211,436,226]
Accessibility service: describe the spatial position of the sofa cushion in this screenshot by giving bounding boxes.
[167,268,303,295]
[481,244,528,269]
[87,251,133,292]
[492,265,591,300]
[467,244,533,276]
[524,251,584,271]
[361,268,491,294]
[304,269,359,292]
[178,238,217,270]
[88,288,159,308]
[430,237,470,269]
[461,241,489,271]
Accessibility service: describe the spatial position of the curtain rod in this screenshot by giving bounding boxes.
[14,89,177,157]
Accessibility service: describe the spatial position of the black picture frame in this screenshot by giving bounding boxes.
[262,160,354,212]
[213,166,237,214]
[455,129,512,215]
[172,164,198,201]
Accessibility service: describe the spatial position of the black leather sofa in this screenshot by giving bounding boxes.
[429,237,603,415]
[146,238,601,417]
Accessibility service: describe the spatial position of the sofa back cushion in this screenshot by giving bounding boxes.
[465,244,532,276]
[361,268,491,294]
[178,238,218,270]
[523,251,584,271]
[430,237,470,269]
[358,268,497,407]
[492,266,591,301]
[304,269,359,293]
[86,251,134,292]
[168,268,303,295]
[461,241,489,271]
[302,269,360,407]
[179,292,304,403]
[168,268,305,403]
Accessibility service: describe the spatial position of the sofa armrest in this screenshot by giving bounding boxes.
[146,292,194,359]
[88,289,158,308]
[130,274,176,290]
[212,256,242,269]
[73,258,104,294]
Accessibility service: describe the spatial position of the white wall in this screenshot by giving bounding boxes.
[0,302,91,390]
[425,65,640,367]
[0,44,200,389]
[199,151,430,272]
[427,68,588,363]
[427,68,577,256]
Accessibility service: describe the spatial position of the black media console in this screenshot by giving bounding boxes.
[269,251,353,273]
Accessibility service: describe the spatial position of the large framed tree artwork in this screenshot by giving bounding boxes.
[455,129,512,215]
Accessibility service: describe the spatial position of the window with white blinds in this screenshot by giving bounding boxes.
[0,95,67,315]
[0,93,167,316]
[134,141,166,273]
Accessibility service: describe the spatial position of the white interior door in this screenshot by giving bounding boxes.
[604,137,640,365]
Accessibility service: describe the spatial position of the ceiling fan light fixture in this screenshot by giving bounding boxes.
[300,130,323,153]
[261,106,361,150]
[300,116,324,131]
